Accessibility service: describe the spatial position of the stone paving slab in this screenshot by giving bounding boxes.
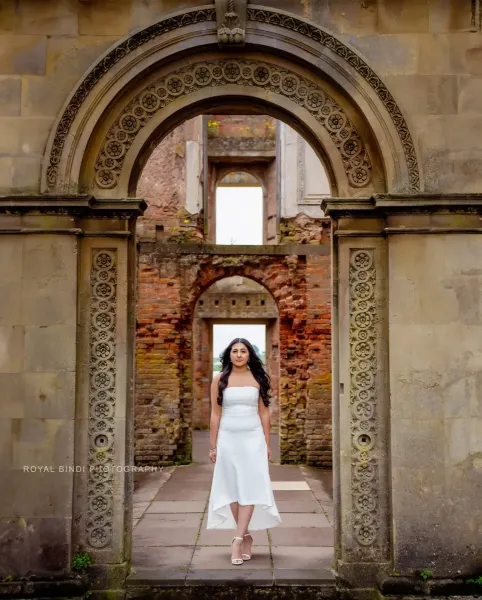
[137,513,202,527]
[127,568,188,585]
[271,481,310,490]
[186,569,274,586]
[190,546,272,569]
[273,568,335,584]
[133,502,150,519]
[133,526,199,547]
[155,488,210,501]
[160,480,211,491]
[268,466,307,481]
[275,500,322,513]
[271,546,334,570]
[145,501,206,513]
[197,527,269,546]
[131,546,194,568]
[273,490,314,501]
[277,513,331,528]
[269,526,334,547]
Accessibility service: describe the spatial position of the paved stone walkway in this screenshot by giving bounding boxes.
[130,432,334,584]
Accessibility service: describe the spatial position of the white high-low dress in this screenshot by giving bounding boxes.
[206,385,282,530]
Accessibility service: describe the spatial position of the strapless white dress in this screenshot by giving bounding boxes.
[206,386,282,530]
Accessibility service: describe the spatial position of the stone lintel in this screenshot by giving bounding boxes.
[322,193,482,218]
[0,195,147,217]
[145,242,330,256]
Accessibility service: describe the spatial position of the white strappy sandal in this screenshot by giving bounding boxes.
[231,536,244,565]
[242,532,253,561]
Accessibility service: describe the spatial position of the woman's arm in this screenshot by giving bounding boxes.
[209,374,222,462]
[258,397,272,461]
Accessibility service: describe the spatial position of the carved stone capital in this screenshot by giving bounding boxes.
[215,0,247,47]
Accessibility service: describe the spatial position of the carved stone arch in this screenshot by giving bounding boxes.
[42,4,421,196]
[93,57,373,195]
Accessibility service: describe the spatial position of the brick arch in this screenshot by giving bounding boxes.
[135,250,333,466]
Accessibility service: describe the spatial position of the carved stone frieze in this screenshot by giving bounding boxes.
[45,6,419,192]
[45,8,216,190]
[86,249,118,549]
[216,0,247,47]
[247,8,419,191]
[349,249,380,555]
[94,59,372,191]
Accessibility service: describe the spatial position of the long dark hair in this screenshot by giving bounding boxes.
[217,338,271,407]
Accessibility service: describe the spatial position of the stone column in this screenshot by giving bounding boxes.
[323,197,391,587]
[0,196,145,596]
[323,194,482,593]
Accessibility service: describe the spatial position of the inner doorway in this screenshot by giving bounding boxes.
[131,111,335,575]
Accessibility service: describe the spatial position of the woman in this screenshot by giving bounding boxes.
[206,337,281,565]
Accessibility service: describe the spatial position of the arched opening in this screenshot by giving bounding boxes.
[38,9,422,588]
[125,96,337,581]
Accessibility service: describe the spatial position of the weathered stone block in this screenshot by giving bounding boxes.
[78,0,133,36]
[22,277,77,327]
[0,281,21,325]
[378,0,429,33]
[338,33,419,75]
[11,156,41,191]
[14,0,78,36]
[0,77,21,116]
[24,325,76,372]
[0,516,71,575]
[0,237,22,280]
[23,371,75,419]
[0,325,24,373]
[23,236,77,280]
[458,75,482,113]
[0,157,14,190]
[11,417,74,467]
[0,35,46,75]
[428,0,472,32]
[0,374,24,418]
[0,419,12,469]
[384,74,458,114]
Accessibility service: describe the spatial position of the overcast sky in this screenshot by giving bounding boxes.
[216,187,263,245]
[213,187,266,361]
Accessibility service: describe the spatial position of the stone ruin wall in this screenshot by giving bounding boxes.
[135,114,332,466]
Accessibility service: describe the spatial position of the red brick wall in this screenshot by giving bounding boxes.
[135,245,332,467]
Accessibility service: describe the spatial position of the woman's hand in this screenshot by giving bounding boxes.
[209,448,217,463]
[267,446,272,462]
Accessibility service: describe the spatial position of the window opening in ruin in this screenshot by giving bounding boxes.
[215,184,263,245]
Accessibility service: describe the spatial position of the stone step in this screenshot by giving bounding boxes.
[126,568,336,599]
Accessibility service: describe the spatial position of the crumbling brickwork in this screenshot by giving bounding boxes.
[135,240,331,467]
[135,115,332,467]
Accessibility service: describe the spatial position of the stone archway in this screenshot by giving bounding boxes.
[42,6,420,197]
[37,5,423,593]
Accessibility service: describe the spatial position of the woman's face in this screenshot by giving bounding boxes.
[230,343,249,367]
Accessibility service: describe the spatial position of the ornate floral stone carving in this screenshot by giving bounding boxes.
[45,7,216,190]
[349,249,380,553]
[216,0,247,47]
[94,59,372,191]
[45,6,419,192]
[86,249,117,549]
[247,8,419,191]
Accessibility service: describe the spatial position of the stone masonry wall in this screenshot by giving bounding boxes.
[0,1,481,195]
